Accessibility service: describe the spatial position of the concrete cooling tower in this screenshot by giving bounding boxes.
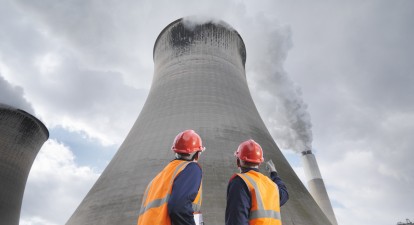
[67,18,332,225]
[0,103,49,225]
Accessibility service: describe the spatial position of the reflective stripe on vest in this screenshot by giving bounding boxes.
[250,209,281,220]
[139,161,189,216]
[192,181,202,212]
[238,171,281,223]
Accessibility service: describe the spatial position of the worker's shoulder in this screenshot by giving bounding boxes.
[183,161,202,171]
[228,175,249,193]
[228,173,244,184]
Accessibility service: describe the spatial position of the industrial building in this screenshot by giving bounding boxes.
[67,18,333,225]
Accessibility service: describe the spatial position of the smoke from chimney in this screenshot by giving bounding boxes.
[241,15,337,224]
[243,15,312,153]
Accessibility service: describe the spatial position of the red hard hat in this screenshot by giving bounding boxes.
[234,139,264,164]
[172,130,205,154]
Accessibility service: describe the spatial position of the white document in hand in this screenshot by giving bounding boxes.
[194,213,203,225]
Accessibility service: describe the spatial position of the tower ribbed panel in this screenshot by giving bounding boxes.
[0,104,49,225]
[67,19,332,225]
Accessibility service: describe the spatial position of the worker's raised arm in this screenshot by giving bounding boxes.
[266,160,289,206]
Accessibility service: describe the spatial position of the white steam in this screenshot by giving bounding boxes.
[0,74,35,115]
[244,15,313,153]
[182,16,234,32]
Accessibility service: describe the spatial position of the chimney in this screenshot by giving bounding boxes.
[301,150,338,225]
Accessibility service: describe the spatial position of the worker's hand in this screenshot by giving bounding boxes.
[265,160,277,173]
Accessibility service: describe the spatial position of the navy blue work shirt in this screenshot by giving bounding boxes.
[167,160,202,225]
[225,167,289,225]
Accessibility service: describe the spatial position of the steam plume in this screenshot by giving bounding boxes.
[179,15,313,153]
[244,15,313,153]
[0,74,35,115]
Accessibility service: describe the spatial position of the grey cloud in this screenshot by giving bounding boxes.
[26,54,149,145]
[21,140,100,225]
[272,2,414,224]
[13,0,155,88]
[1,1,148,144]
[331,1,414,114]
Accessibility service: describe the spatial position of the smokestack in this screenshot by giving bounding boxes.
[301,150,338,225]
[0,103,49,225]
[67,18,332,225]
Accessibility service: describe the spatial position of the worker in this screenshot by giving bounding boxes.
[137,129,205,225]
[225,139,289,225]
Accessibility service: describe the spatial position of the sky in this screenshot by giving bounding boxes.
[1,0,413,225]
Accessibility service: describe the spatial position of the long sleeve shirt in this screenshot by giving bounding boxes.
[168,161,202,225]
[225,167,289,225]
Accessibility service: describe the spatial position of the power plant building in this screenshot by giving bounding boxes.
[0,103,49,225]
[67,19,333,225]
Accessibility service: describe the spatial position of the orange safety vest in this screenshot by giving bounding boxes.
[236,170,281,225]
[137,160,202,225]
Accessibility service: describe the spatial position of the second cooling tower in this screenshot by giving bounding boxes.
[67,18,332,225]
[0,104,49,225]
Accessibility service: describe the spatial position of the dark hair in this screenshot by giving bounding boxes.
[176,152,199,161]
[241,160,260,167]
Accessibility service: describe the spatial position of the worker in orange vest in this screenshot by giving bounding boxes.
[137,130,205,225]
[225,139,289,225]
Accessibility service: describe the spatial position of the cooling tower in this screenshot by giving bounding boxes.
[302,150,338,225]
[67,18,332,225]
[0,103,49,225]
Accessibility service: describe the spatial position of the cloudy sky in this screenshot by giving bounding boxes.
[1,0,413,225]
